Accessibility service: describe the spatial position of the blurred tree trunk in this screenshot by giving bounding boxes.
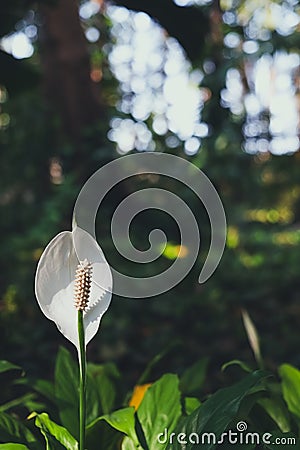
[39,0,105,149]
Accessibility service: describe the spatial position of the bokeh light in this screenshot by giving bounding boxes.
[1,32,34,59]
[1,0,299,156]
[106,5,208,155]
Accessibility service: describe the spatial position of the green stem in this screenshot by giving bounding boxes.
[78,310,86,450]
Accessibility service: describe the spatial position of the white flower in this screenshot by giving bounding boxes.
[35,227,112,350]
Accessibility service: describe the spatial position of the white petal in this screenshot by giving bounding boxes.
[35,232,78,346]
[72,226,112,345]
[35,228,112,350]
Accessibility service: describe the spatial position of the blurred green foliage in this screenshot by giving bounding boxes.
[0,0,300,391]
[1,344,300,448]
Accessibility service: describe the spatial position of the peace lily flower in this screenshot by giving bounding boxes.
[35,226,112,350]
[35,226,112,449]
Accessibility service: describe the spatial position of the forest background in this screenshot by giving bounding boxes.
[1,0,300,390]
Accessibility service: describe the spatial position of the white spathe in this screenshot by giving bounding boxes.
[35,227,112,350]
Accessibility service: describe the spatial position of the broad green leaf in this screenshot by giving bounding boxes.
[214,443,256,450]
[122,436,141,450]
[87,362,120,415]
[207,436,256,450]
[33,380,55,403]
[14,377,55,405]
[0,445,30,449]
[166,370,269,450]
[35,426,64,450]
[86,418,122,450]
[0,361,21,374]
[34,413,78,450]
[87,407,139,446]
[0,394,37,413]
[54,347,79,439]
[184,397,201,415]
[279,364,300,420]
[180,358,208,396]
[237,390,271,431]
[0,411,36,444]
[259,397,291,432]
[16,378,58,418]
[54,347,103,434]
[137,373,182,450]
[137,341,180,386]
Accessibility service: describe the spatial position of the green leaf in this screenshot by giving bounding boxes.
[87,362,120,416]
[13,378,52,400]
[0,411,36,444]
[279,364,300,420]
[35,426,64,450]
[137,341,180,386]
[55,347,112,434]
[184,397,201,415]
[86,372,100,426]
[137,373,182,450]
[0,394,37,413]
[166,370,269,450]
[0,361,21,374]
[86,418,122,450]
[259,397,291,432]
[15,378,57,418]
[122,436,141,450]
[33,380,56,403]
[0,445,30,449]
[88,407,139,446]
[221,360,252,373]
[34,413,78,450]
[180,358,208,396]
[54,347,79,439]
